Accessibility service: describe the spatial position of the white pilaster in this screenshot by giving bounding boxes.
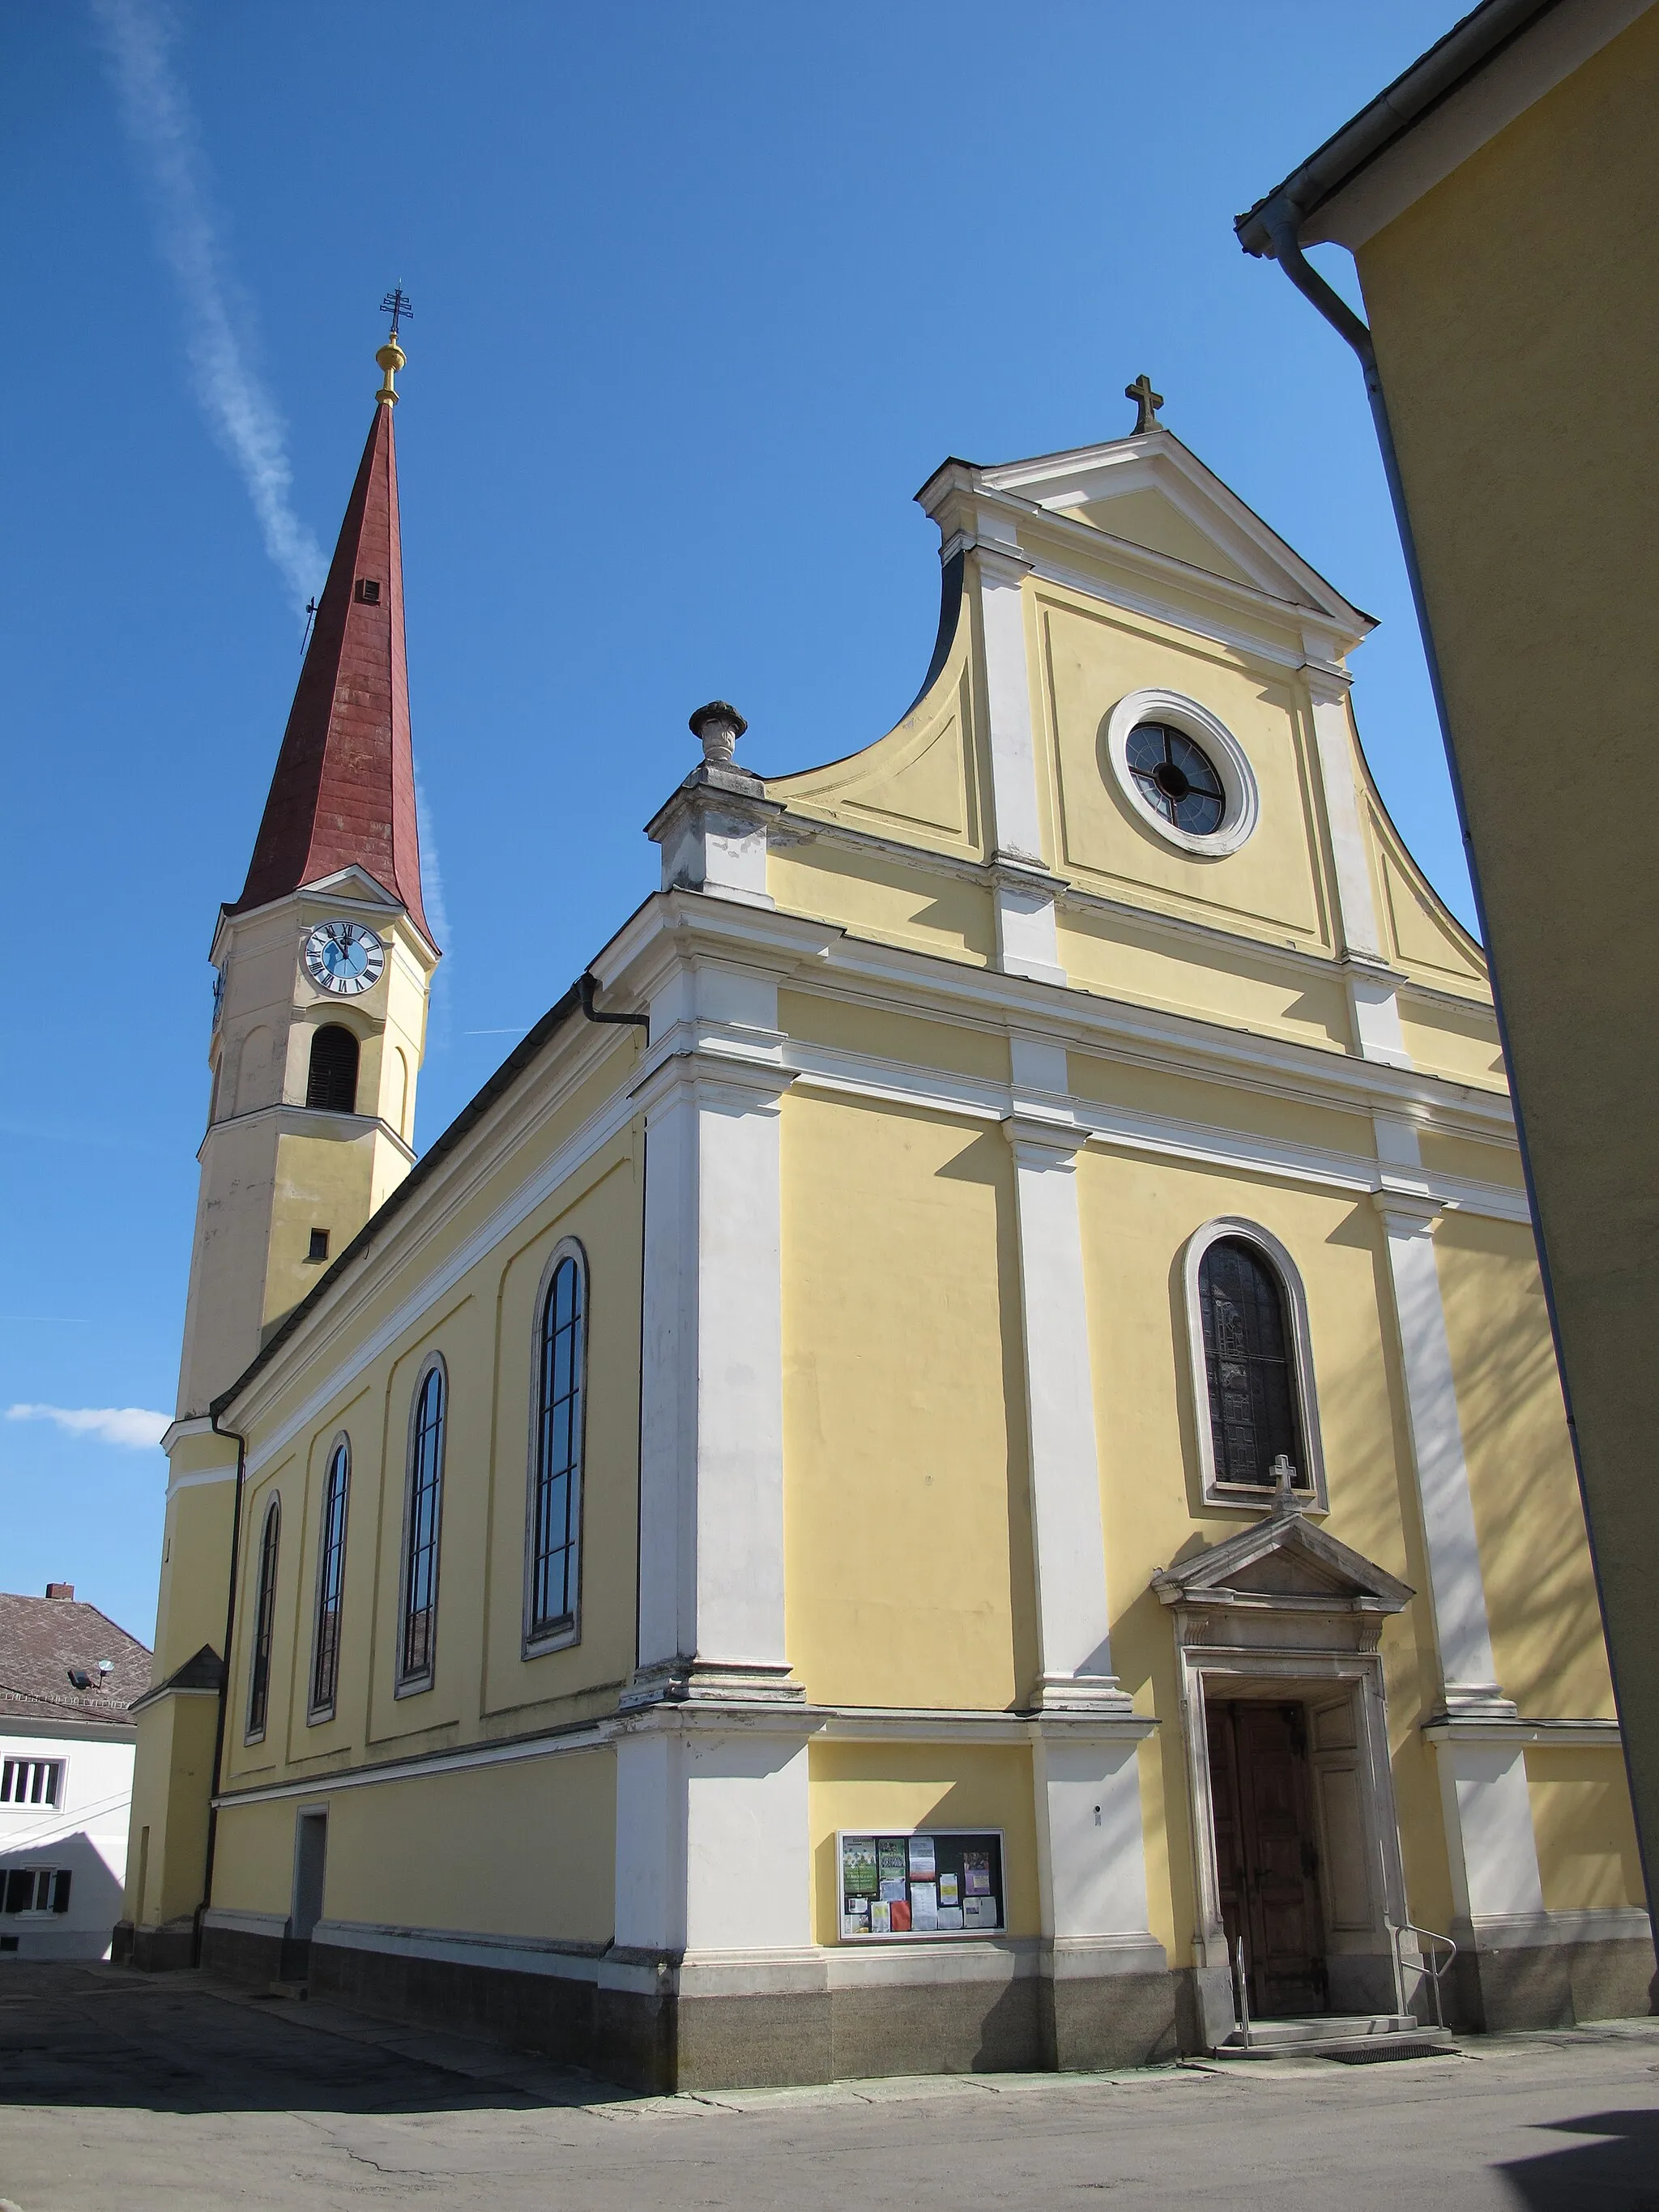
[1375,1115,1546,1947]
[1003,1038,1124,1711]
[1000,1037,1159,1971]
[1030,1724,1164,1975]
[613,1713,815,1963]
[1304,665,1416,1068]
[1372,1119,1512,1721]
[1304,667,1384,961]
[1430,1731,1546,1932]
[974,535,1066,986]
[629,954,799,1705]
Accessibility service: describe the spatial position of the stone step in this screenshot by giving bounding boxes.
[1233,2014,1416,2046]
[1215,2014,1453,2063]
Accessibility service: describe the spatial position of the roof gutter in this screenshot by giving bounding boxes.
[1234,0,1563,252]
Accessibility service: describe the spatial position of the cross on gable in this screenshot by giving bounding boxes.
[1125,373,1164,434]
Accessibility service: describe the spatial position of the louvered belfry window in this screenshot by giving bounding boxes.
[1198,1238,1303,1487]
[306,1025,360,1113]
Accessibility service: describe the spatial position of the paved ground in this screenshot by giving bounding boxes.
[2,1966,1657,2210]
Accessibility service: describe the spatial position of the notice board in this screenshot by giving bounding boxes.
[838,1828,1005,1939]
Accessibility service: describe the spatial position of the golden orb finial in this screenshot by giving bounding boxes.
[375,332,406,406]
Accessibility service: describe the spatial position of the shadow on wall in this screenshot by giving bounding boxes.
[1497,2108,1659,2207]
[0,1831,123,1946]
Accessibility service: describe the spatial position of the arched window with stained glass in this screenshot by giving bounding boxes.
[1183,1221,1327,1507]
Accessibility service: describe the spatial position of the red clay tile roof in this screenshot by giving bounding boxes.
[228,399,430,940]
[0,1592,153,1727]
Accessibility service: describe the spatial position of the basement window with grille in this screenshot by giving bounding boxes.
[353,578,382,604]
[1,1758,62,1808]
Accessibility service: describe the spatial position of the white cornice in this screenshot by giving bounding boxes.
[198,1103,416,1167]
[160,1414,217,1455]
[1422,1715,1623,1749]
[761,806,1491,1017]
[211,876,439,972]
[783,1031,1528,1222]
[224,889,1520,1458]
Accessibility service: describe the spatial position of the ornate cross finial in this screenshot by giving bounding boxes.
[1269,1455,1302,1516]
[374,288,412,407]
[1125,373,1164,435]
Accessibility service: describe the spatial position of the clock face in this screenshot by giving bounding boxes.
[303,920,386,997]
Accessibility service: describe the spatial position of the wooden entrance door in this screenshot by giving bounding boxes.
[1206,1700,1328,2017]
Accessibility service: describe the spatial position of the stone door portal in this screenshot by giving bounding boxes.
[1206,1701,1328,2017]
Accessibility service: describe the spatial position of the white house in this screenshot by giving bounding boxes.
[1,1586,151,1963]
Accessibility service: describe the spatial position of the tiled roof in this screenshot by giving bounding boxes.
[228,397,430,940]
[0,1592,152,1727]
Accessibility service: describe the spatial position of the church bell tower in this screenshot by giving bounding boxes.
[122,316,438,1966]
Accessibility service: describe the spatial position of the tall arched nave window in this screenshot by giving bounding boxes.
[527,1246,586,1650]
[309,1437,350,1719]
[399,1361,446,1689]
[245,1497,280,1742]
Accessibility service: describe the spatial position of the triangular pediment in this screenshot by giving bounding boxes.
[977,431,1373,641]
[1154,1502,1412,1614]
[301,863,406,910]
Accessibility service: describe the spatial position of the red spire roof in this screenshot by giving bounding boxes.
[230,396,430,940]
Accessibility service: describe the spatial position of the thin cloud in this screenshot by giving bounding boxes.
[91,0,323,612]
[7,1404,169,1450]
[413,768,452,956]
[414,767,453,1060]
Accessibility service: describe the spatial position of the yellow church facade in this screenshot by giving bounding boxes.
[122,350,1652,2086]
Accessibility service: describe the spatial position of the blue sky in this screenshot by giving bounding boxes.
[1,2,1469,1642]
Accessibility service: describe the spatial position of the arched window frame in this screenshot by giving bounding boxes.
[245,1494,282,1744]
[396,1353,448,1694]
[308,1432,351,1723]
[522,1238,589,1658]
[1181,1217,1328,1513]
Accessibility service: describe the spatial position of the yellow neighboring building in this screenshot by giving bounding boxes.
[1235,0,1659,1941]
[122,330,1651,2086]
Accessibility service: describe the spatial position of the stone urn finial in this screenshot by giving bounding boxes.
[689,700,748,767]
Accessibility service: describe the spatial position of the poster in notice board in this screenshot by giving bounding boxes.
[838,1830,1005,1940]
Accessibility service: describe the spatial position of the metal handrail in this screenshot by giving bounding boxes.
[1386,1917,1457,2029]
